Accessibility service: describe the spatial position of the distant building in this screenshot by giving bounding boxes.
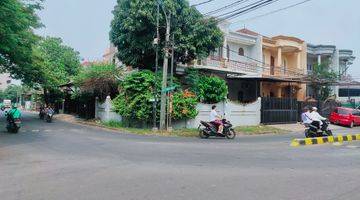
[307,44,356,98]
[0,73,21,90]
[103,43,122,67]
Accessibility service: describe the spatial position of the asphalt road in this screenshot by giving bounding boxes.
[1,112,360,200]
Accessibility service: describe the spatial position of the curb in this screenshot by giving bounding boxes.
[291,134,360,147]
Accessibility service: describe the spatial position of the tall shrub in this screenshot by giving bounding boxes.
[112,70,159,123]
[172,90,198,120]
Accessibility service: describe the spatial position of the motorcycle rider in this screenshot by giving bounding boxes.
[6,104,21,121]
[301,106,312,126]
[210,105,223,134]
[309,107,327,129]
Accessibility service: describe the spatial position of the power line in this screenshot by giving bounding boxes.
[219,0,279,21]
[215,0,269,18]
[192,0,216,7]
[204,0,250,16]
[232,0,312,24]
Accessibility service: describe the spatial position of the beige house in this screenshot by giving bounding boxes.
[238,29,307,101]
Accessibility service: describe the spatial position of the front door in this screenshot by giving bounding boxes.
[270,56,275,75]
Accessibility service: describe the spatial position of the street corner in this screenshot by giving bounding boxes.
[290,134,360,147]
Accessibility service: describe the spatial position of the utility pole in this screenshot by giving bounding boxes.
[152,1,160,131]
[159,13,171,130]
[167,33,175,131]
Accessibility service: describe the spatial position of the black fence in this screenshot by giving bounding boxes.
[63,94,95,120]
[261,97,298,124]
[261,97,339,124]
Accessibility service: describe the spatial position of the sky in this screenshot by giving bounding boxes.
[36,0,360,76]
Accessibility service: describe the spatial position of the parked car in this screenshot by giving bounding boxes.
[329,107,360,128]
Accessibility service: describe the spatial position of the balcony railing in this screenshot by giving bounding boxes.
[195,56,260,74]
[262,66,305,78]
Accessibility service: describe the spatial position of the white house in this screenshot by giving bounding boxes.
[0,73,21,91]
[307,44,356,98]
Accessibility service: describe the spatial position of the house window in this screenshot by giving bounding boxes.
[226,45,230,60]
[238,48,244,56]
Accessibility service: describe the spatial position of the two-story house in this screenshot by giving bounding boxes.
[179,23,308,102]
[238,29,308,101]
[307,44,356,98]
[181,21,263,103]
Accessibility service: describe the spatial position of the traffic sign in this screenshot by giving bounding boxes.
[162,86,176,93]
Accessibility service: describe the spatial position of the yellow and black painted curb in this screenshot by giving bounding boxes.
[291,134,360,147]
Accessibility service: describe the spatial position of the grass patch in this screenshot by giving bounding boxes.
[99,120,198,137]
[97,121,285,137]
[234,125,286,135]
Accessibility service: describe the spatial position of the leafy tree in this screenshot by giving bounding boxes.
[309,63,338,101]
[0,84,23,102]
[110,0,223,69]
[33,37,81,104]
[74,63,122,101]
[0,0,44,84]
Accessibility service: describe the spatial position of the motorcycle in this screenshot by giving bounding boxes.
[304,120,333,138]
[198,119,236,139]
[6,112,21,133]
[45,110,54,123]
[39,108,45,120]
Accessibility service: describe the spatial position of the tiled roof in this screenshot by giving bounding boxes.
[236,28,259,36]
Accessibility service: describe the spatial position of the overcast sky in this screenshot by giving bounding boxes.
[36,0,360,76]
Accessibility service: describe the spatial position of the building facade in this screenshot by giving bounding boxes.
[307,44,356,98]
[181,23,309,102]
[0,73,21,91]
[103,43,122,67]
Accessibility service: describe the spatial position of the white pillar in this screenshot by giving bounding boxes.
[223,37,228,60]
[317,54,322,65]
[95,97,99,119]
[105,96,111,122]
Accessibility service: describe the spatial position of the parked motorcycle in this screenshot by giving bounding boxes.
[198,119,236,139]
[304,120,333,138]
[6,112,21,133]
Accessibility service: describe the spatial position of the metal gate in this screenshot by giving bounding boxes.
[261,97,298,124]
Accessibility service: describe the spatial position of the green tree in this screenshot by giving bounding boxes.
[110,0,223,69]
[0,0,43,84]
[74,63,122,101]
[1,84,23,102]
[33,37,81,104]
[309,63,338,101]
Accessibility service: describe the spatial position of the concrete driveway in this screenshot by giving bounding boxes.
[1,112,360,200]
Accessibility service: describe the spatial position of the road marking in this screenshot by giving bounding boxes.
[291,134,360,147]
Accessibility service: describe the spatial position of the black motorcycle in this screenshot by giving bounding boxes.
[198,119,236,139]
[45,110,54,123]
[304,120,333,138]
[39,108,45,120]
[6,113,21,133]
